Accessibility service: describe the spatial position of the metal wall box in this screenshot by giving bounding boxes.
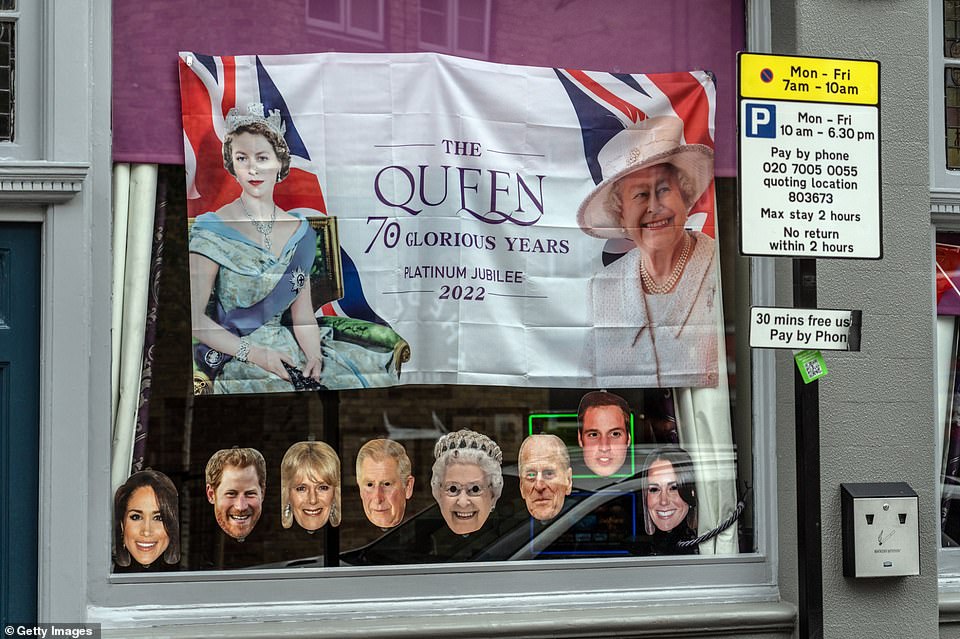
[841,482,919,578]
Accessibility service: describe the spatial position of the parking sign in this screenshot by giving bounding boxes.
[746,103,776,138]
[738,53,881,259]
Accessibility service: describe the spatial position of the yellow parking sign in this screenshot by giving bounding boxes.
[738,52,882,259]
[740,53,879,105]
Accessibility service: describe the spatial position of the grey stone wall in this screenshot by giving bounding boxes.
[771,1,938,637]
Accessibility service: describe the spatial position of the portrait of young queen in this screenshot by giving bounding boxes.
[188,103,400,394]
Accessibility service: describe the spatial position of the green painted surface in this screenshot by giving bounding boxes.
[0,223,40,626]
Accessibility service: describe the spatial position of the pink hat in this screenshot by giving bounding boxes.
[577,116,714,239]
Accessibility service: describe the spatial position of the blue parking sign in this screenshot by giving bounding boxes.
[746,103,776,138]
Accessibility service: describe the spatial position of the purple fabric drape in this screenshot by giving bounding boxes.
[131,178,168,473]
[112,0,744,175]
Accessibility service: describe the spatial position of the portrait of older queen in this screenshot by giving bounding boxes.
[281,441,341,532]
[431,429,503,535]
[113,470,180,570]
[578,115,720,388]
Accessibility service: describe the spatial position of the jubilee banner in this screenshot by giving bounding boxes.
[179,52,722,394]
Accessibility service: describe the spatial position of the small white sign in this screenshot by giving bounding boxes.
[749,306,861,351]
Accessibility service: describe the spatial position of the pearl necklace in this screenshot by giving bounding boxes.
[239,197,277,251]
[640,233,692,295]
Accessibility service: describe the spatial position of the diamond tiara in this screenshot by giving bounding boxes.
[433,429,503,464]
[224,102,286,137]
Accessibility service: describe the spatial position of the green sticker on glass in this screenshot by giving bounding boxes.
[795,349,828,383]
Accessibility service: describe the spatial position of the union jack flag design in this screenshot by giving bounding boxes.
[179,53,384,324]
[555,68,718,262]
[179,52,722,390]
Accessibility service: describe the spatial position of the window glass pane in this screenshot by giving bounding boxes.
[947,1,960,57]
[936,235,960,548]
[308,0,342,24]
[419,1,449,47]
[0,1,14,10]
[457,0,485,21]
[456,26,484,54]
[349,0,380,33]
[454,0,486,54]
[0,21,14,142]
[118,3,751,579]
[420,0,446,12]
[946,68,960,169]
[456,18,484,53]
[940,331,960,547]
[115,164,750,573]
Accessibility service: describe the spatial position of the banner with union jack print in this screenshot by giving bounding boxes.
[179,51,723,393]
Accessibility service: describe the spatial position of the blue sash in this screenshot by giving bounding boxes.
[194,224,318,378]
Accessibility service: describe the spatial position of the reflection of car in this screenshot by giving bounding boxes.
[254,473,653,569]
[942,474,960,546]
[340,471,656,566]
[260,454,738,569]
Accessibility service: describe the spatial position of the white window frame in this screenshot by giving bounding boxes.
[70,0,793,635]
[305,0,385,43]
[934,2,960,577]
[0,0,41,158]
[932,1,960,622]
[932,0,960,204]
[418,0,491,60]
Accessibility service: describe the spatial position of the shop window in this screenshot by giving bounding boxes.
[418,0,490,59]
[106,1,763,622]
[934,4,960,575]
[305,0,384,42]
[938,234,960,553]
[110,164,752,574]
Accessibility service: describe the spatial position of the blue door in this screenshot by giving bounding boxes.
[0,223,40,626]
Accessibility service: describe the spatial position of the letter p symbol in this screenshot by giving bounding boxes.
[746,103,776,138]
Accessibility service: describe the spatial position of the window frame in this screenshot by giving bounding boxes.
[85,176,783,630]
[0,0,41,157]
[933,0,960,200]
[93,234,781,622]
[304,0,386,44]
[937,227,960,581]
[931,0,960,610]
[80,0,789,632]
[417,0,492,60]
